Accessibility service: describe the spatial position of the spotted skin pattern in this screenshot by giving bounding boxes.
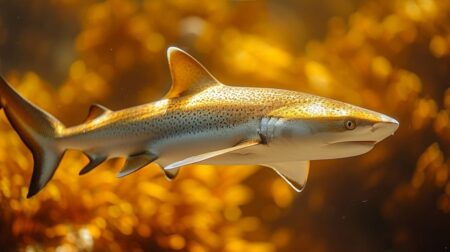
[66,45,390,160]
[0,47,399,197]
[61,86,295,140]
[60,83,387,156]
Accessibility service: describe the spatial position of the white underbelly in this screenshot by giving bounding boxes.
[158,141,310,168]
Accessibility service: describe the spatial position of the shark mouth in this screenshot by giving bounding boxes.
[329,140,377,146]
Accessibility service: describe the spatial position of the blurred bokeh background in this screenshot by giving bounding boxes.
[0,0,449,251]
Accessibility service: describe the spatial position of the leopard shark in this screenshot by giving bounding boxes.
[0,47,399,198]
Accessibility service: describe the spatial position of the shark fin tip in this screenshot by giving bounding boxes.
[26,183,42,198]
[116,172,127,178]
[78,170,88,176]
[26,190,37,199]
[293,186,304,193]
[167,46,182,58]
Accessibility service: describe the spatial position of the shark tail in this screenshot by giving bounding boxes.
[0,75,66,198]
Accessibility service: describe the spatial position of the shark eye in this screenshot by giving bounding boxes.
[345,120,356,130]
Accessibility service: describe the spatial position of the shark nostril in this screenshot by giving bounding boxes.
[371,122,400,139]
[371,123,383,132]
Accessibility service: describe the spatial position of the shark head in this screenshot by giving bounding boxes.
[267,95,399,160]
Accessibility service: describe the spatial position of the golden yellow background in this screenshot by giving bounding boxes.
[0,0,449,251]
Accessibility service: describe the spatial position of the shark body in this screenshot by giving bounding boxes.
[0,47,399,198]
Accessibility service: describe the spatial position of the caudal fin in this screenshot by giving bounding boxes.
[0,75,66,198]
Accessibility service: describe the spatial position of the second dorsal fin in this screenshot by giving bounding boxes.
[164,47,220,99]
[84,104,112,123]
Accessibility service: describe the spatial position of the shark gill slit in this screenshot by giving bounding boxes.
[258,116,280,145]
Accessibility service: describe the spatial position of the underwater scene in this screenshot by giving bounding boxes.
[0,0,449,251]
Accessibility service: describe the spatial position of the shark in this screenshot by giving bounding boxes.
[0,47,399,198]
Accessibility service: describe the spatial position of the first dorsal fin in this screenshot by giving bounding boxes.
[164,47,220,99]
[84,104,111,123]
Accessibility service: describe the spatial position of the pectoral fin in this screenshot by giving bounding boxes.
[117,152,157,178]
[264,161,310,192]
[164,140,260,171]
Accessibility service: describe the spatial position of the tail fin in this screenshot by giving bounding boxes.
[0,75,66,198]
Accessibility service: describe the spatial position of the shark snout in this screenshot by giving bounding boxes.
[326,115,399,145]
[371,117,399,142]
